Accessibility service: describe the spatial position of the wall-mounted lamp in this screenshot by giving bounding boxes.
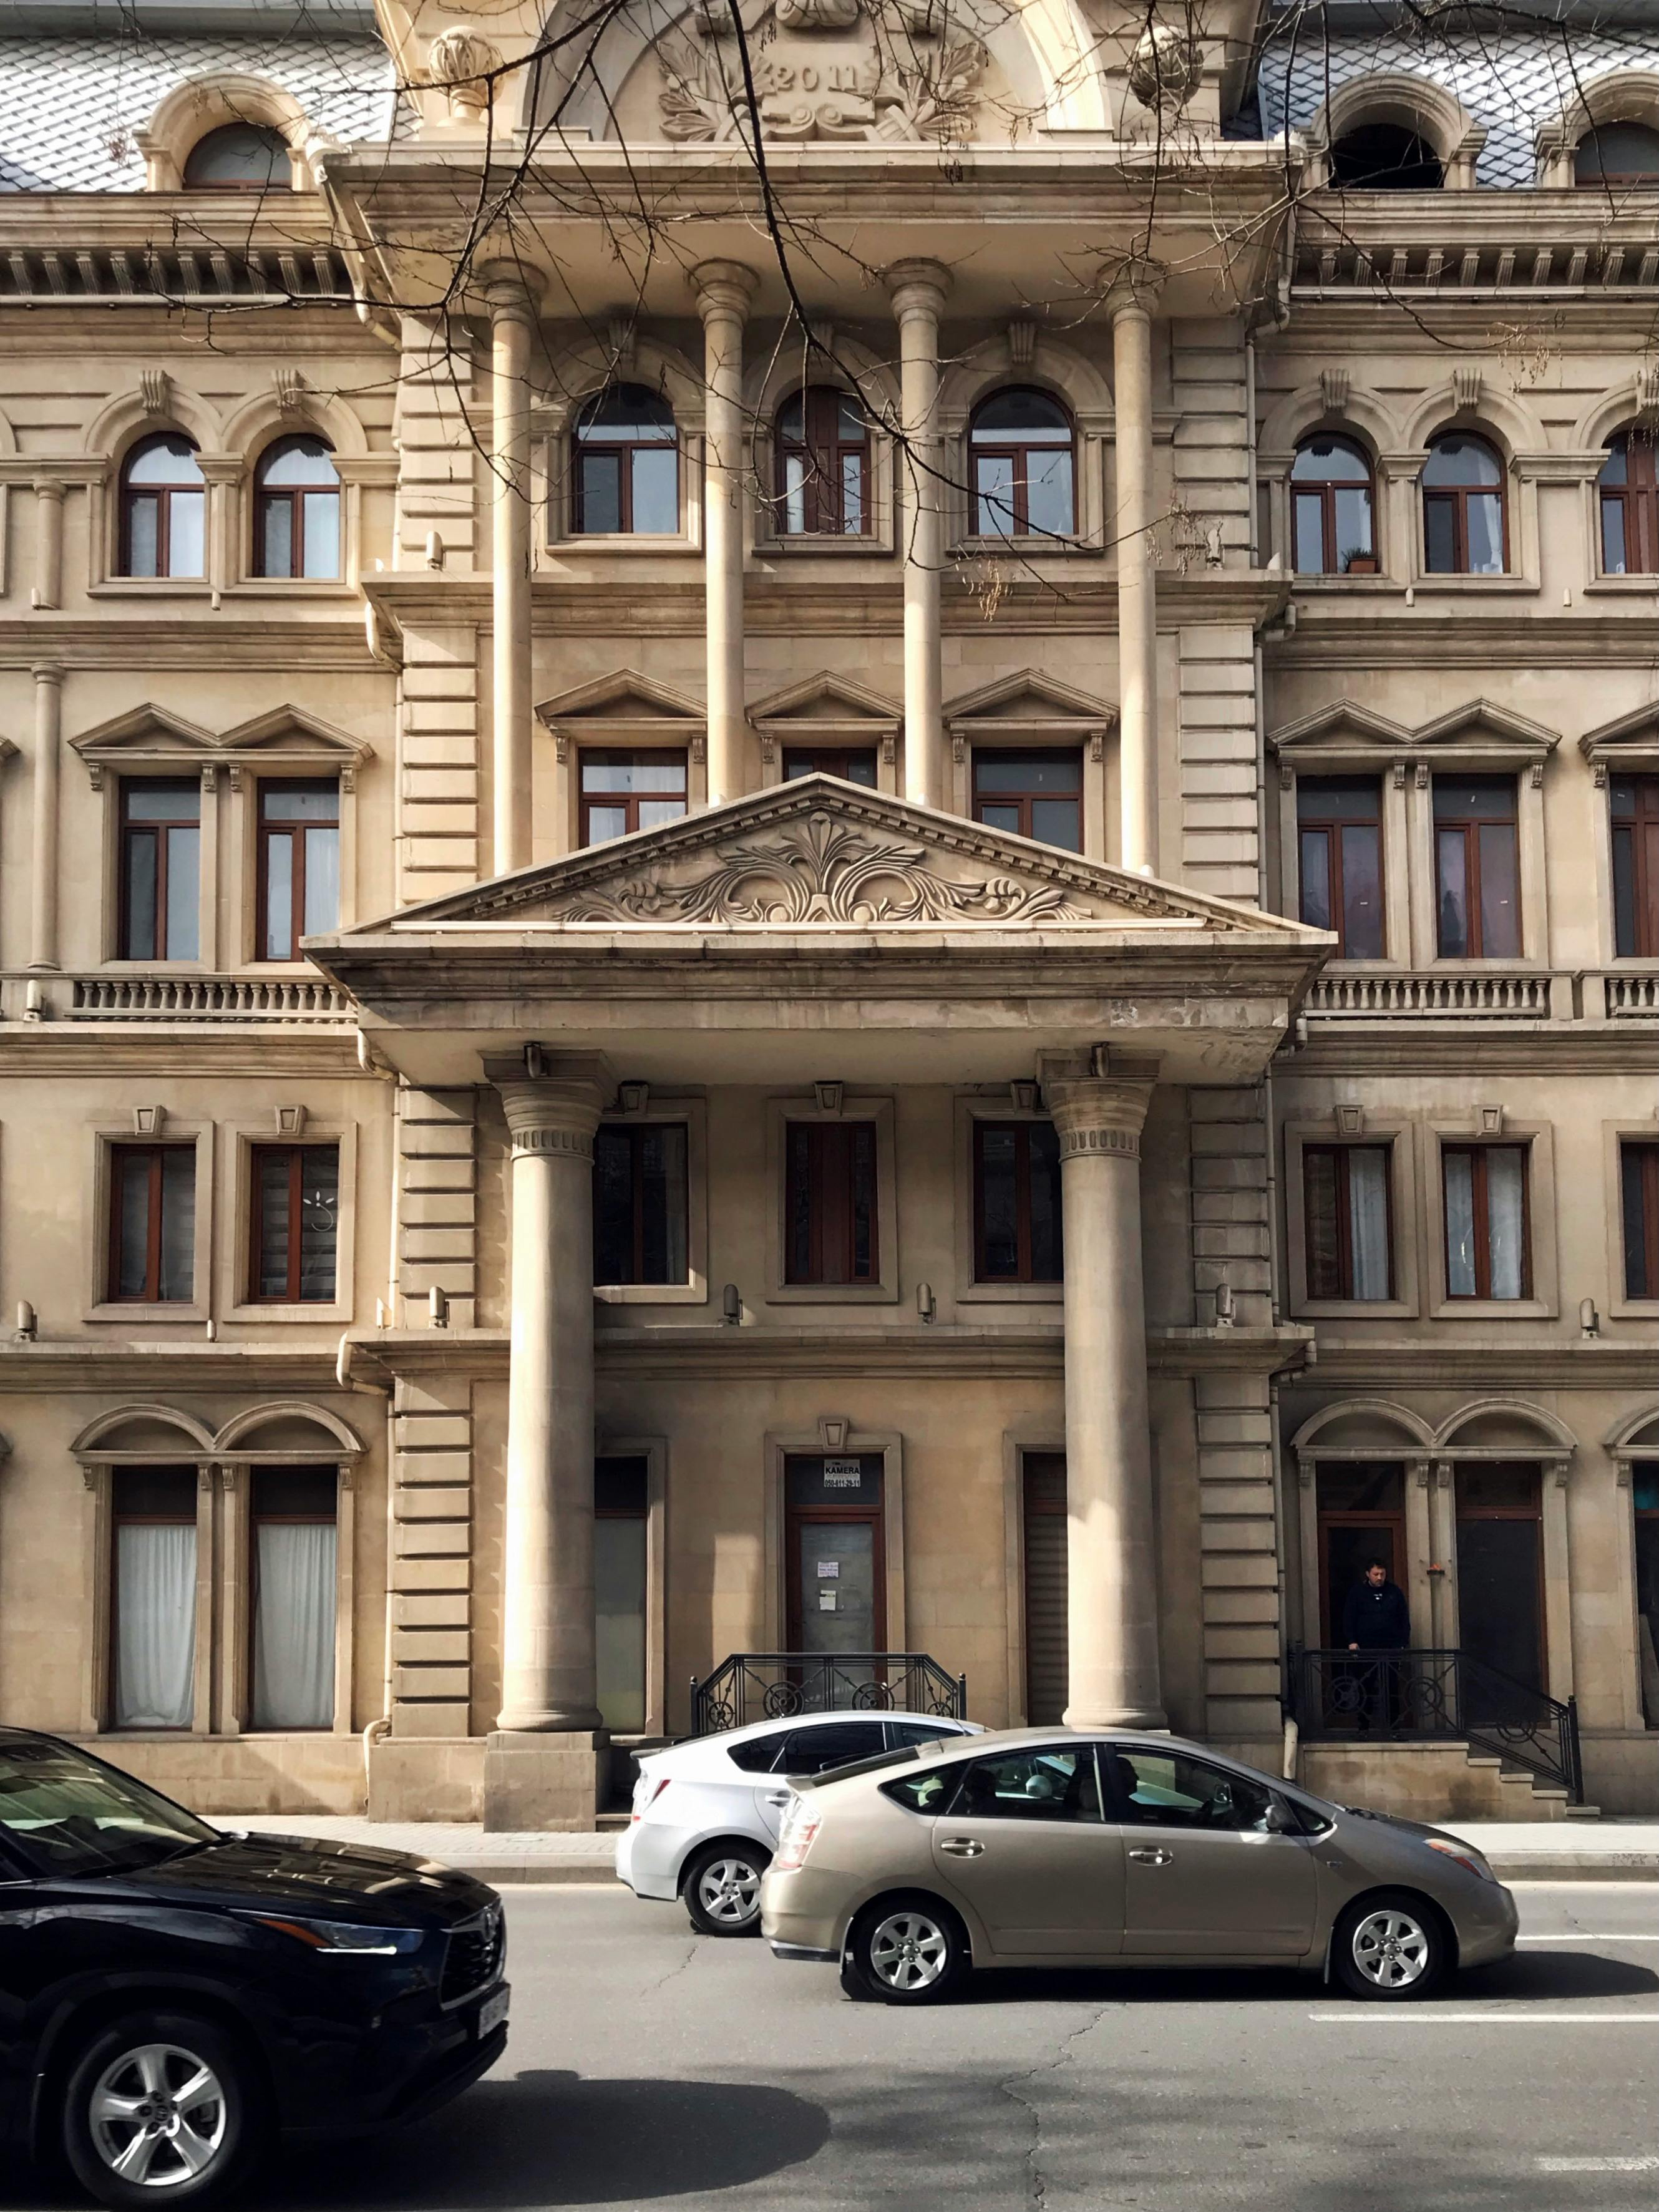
[916,1281,937,1325]
[1580,1297,1600,1340]
[13,1302,36,1342]
[1214,1280,1236,1328]
[429,1285,450,1330]
[722,1283,742,1326]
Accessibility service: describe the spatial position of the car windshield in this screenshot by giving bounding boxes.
[0,1738,218,1878]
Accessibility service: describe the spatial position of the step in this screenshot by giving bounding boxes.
[1563,1802,1605,1819]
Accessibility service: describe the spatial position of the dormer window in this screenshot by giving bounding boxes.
[183,122,290,190]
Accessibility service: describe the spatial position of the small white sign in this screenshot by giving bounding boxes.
[819,1591,837,1612]
[816,1560,840,1580]
[822,1458,862,1488]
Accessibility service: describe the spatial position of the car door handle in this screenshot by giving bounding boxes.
[764,1792,792,1808]
[1127,1847,1173,1866]
[939,1837,984,1858]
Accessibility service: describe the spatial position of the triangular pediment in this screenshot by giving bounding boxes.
[1268,699,1411,757]
[1414,699,1557,754]
[750,671,901,728]
[1580,701,1659,764]
[945,669,1118,730]
[535,669,704,726]
[219,707,374,760]
[368,779,1314,935]
[71,703,216,762]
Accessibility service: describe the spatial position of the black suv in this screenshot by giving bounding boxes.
[0,1727,508,2208]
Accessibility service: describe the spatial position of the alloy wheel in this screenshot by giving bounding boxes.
[87,2042,228,2190]
[1349,1908,1432,1990]
[867,1909,949,1993]
[696,1856,761,1926]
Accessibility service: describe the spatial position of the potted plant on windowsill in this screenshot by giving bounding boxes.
[1344,551,1379,575]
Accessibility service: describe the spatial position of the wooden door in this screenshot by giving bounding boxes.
[1021,1453,1069,1725]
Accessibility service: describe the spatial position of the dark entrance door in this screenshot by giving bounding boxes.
[1455,1462,1545,1721]
[784,1456,885,1683]
[1021,1454,1068,1725]
[1317,1462,1407,1647]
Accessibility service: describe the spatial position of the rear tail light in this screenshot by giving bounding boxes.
[773,1804,821,1871]
[631,1776,670,1823]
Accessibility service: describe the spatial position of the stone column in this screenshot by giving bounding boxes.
[885,260,951,810]
[28,664,62,972]
[32,479,65,610]
[484,1051,611,1831]
[692,261,757,809]
[479,263,540,877]
[1111,271,1162,875]
[1046,1063,1166,1730]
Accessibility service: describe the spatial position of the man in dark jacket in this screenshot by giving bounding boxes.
[1343,1561,1410,1731]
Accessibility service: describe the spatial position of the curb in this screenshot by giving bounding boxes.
[1490,1859,1659,1883]
[459,1861,616,1886]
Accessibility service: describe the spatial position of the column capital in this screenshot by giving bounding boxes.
[884,257,953,319]
[32,477,66,504]
[474,258,544,321]
[31,663,64,688]
[1104,257,1167,321]
[690,259,759,321]
[1044,1076,1154,1158]
[487,1050,611,1154]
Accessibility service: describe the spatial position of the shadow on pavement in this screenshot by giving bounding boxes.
[951,1947,1659,2007]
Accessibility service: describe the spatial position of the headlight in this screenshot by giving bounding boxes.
[1423,1837,1496,1882]
[245,1913,426,1954]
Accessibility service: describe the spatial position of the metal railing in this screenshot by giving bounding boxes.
[691,1653,967,1736]
[68,975,354,1023]
[1285,1645,1582,1801]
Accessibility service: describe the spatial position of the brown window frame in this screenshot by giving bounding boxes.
[118,435,205,579]
[973,1120,1064,1284]
[110,1464,200,1732]
[256,779,341,962]
[1290,436,1377,575]
[591,1122,689,1287]
[971,748,1084,850]
[1421,435,1509,575]
[1296,777,1385,957]
[1622,1141,1659,1301]
[774,386,872,537]
[1433,776,1521,959]
[107,1144,195,1304]
[782,747,880,788]
[118,778,201,961]
[785,1120,878,1286]
[1598,432,1659,577]
[1302,1143,1396,1301]
[1612,774,1659,957]
[251,436,341,580]
[968,388,1078,538]
[1442,1143,1532,1301]
[248,1143,339,1305]
[577,749,689,847]
[571,386,679,536]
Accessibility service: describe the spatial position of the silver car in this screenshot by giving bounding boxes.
[759,1727,1517,2004]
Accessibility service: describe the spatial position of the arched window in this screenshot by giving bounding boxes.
[969,387,1076,538]
[776,387,870,536]
[1291,434,1376,574]
[1422,432,1506,575]
[1574,122,1659,186]
[183,122,290,190]
[1328,122,1444,190]
[254,436,341,578]
[573,384,678,535]
[1599,429,1659,575]
[120,434,205,578]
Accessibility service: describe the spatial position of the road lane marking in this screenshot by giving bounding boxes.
[1309,2012,1659,2023]
[1518,1934,1659,1941]
[1538,2157,1659,2172]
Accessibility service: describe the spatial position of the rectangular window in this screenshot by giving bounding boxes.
[974,1121,1063,1283]
[1434,776,1520,959]
[1623,1141,1659,1300]
[1612,774,1659,958]
[972,749,1083,853]
[1303,1144,1393,1300]
[258,780,340,960]
[1443,1143,1530,1300]
[119,779,201,960]
[112,1466,197,1729]
[782,748,879,789]
[579,751,688,847]
[786,1121,877,1285]
[1297,777,1384,958]
[250,1466,337,1730]
[249,1144,339,1303]
[593,1124,689,1287]
[108,1144,196,1303]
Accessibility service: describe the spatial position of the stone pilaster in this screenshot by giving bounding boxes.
[1110,266,1164,876]
[692,261,757,809]
[479,263,540,876]
[886,259,951,810]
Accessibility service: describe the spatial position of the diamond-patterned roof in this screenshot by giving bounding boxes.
[0,32,396,192]
[1258,26,1659,186]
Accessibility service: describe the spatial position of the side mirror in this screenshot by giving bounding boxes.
[1263,1799,1295,1834]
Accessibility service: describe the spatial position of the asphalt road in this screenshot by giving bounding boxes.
[12,1882,1659,2211]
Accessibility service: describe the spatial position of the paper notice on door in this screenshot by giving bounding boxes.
[818,1591,837,1612]
[822,1458,862,1487]
[816,1561,840,1579]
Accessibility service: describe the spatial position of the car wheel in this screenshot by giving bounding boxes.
[684,1842,768,1936]
[1332,1892,1447,2001]
[841,1894,968,2006]
[62,2010,260,2211]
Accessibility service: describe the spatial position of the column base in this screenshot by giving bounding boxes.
[483,1730,609,1832]
[1064,1704,1169,1733]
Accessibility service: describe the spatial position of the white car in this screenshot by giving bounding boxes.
[616,1710,981,1935]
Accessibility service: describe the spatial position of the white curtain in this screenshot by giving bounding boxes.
[1486,1148,1526,1300]
[251,1523,336,1730]
[1444,1151,1477,1296]
[1346,1149,1391,1301]
[115,1523,196,1728]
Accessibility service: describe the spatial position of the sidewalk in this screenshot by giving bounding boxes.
[230,1813,1659,1884]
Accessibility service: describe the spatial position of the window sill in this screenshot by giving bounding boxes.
[1428,1298,1557,1321]
[88,579,213,597]
[85,1302,210,1325]
[1408,574,1537,594]
[1288,574,1407,593]
[543,535,700,557]
[956,1281,1064,1305]
[951,535,1101,558]
[1608,1295,1659,1321]
[1290,1298,1419,1323]
[1582,575,1659,596]
[754,534,894,558]
[220,579,355,599]
[222,1300,351,1325]
[764,1284,899,1305]
[595,1282,708,1307]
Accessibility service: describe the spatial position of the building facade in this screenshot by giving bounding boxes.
[1,0,1655,1826]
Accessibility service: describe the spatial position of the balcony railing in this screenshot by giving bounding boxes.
[1285,1645,1582,1801]
[66,975,354,1023]
[691,1653,967,1735]
[1604,972,1659,1018]
[1303,972,1554,1020]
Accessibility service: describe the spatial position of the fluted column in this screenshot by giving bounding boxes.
[1046,1066,1165,1730]
[29,664,62,972]
[492,1054,610,1735]
[1111,269,1163,875]
[480,263,539,876]
[885,259,951,810]
[692,261,757,808]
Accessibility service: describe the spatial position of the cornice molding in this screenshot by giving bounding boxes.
[1288,1340,1659,1390]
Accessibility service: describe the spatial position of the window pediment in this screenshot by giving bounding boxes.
[750,671,902,735]
[72,703,371,790]
[1580,701,1659,777]
[535,669,705,748]
[1271,697,1558,782]
[945,668,1119,741]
